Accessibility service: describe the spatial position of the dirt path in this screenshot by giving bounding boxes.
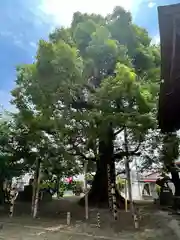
[0,197,178,239]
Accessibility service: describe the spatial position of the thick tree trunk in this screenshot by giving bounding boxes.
[79,125,127,209]
[79,160,108,207]
[79,160,127,208]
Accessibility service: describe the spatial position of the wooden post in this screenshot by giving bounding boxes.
[67,212,71,225]
[84,161,89,220]
[97,212,101,228]
[111,182,118,220]
[107,164,113,212]
[9,192,14,218]
[33,159,42,218]
[9,187,18,218]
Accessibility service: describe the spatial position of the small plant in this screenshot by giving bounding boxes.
[116,177,125,191]
[72,180,84,196]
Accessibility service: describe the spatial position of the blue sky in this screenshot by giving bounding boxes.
[0,0,179,112]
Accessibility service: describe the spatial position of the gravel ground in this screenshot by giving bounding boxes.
[0,198,178,240]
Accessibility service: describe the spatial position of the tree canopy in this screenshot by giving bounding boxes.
[0,6,165,206]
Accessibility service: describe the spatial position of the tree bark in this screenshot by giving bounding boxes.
[79,124,127,208]
[170,163,180,193]
[56,175,61,198]
[171,171,180,197]
[32,159,41,218]
[0,179,4,205]
[79,158,127,208]
[170,164,180,210]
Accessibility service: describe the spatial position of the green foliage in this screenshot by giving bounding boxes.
[39,180,56,190]
[116,177,125,191]
[0,119,26,180]
[156,184,161,196]
[86,173,94,181]
[160,133,179,169]
[0,6,161,186]
[72,180,84,195]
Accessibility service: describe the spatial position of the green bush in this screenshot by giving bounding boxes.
[72,180,84,195]
[155,184,161,196]
[116,177,125,191]
[39,181,55,190]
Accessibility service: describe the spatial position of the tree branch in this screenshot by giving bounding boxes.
[114,135,141,160]
[71,99,94,110]
[114,151,141,160]
[68,138,96,162]
[70,150,96,162]
[114,127,124,136]
[132,141,141,154]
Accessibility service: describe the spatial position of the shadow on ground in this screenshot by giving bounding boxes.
[0,197,178,240]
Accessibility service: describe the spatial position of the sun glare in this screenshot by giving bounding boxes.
[40,0,134,26]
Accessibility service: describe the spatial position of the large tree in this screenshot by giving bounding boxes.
[11,6,160,207]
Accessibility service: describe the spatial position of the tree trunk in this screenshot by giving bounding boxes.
[79,158,127,208]
[9,188,18,218]
[31,159,40,215]
[32,159,41,218]
[0,179,4,205]
[171,171,180,196]
[79,124,127,209]
[56,175,60,198]
[170,164,180,210]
